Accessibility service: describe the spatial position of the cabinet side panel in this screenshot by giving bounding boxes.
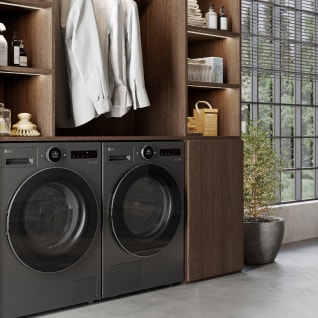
[186,139,243,282]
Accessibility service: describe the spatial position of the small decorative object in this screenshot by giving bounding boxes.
[0,102,11,136]
[192,100,218,136]
[10,112,41,136]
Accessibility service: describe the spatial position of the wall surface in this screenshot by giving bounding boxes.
[274,201,318,244]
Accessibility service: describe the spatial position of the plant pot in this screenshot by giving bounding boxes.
[244,216,285,265]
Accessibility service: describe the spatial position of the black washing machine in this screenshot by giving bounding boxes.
[102,141,184,298]
[0,142,102,318]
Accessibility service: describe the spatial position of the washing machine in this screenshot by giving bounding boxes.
[0,142,102,318]
[102,141,184,298]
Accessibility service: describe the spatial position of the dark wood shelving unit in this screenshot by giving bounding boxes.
[0,0,243,284]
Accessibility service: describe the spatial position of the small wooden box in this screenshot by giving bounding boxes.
[193,101,218,136]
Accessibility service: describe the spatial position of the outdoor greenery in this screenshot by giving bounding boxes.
[241,0,317,203]
[243,124,282,219]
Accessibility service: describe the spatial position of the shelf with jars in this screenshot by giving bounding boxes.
[0,0,54,139]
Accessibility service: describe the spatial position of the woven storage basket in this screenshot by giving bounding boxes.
[193,101,218,136]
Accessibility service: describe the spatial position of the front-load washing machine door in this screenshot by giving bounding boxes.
[6,168,98,273]
[110,164,182,257]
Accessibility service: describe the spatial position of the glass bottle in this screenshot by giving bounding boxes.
[0,103,11,136]
[205,4,217,29]
[11,31,20,66]
[19,40,28,67]
[0,23,8,66]
[218,6,228,31]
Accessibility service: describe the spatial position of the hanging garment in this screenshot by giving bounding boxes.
[119,0,150,111]
[61,0,112,127]
[92,0,132,118]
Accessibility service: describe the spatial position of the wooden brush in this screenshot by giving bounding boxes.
[10,113,41,137]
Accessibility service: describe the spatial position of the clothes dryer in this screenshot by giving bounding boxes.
[0,142,102,318]
[102,141,184,298]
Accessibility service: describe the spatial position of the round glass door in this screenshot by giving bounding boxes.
[7,168,98,273]
[110,164,182,257]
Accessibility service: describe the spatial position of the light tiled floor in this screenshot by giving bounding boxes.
[33,238,318,318]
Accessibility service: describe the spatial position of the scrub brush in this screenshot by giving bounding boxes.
[10,112,41,137]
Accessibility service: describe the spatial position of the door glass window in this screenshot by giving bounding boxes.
[111,165,181,257]
[7,168,98,273]
[123,177,171,239]
[24,183,84,256]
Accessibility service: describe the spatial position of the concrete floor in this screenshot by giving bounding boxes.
[34,238,318,318]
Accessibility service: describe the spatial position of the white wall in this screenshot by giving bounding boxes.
[273,201,318,244]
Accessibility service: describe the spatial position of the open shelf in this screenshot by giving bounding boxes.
[0,0,51,10]
[0,66,51,76]
[188,81,240,89]
[188,25,240,41]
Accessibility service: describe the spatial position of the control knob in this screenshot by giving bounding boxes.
[46,147,62,163]
[141,145,154,160]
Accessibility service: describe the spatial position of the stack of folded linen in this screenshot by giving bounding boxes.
[188,0,205,27]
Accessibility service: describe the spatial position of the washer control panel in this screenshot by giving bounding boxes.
[46,147,98,163]
[71,150,98,159]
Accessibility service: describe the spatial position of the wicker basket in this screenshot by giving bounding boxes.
[193,101,218,136]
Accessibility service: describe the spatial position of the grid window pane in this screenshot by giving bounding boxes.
[302,170,315,200]
[281,138,295,168]
[281,106,295,136]
[242,0,318,204]
[281,171,296,202]
[302,138,314,167]
[258,76,273,103]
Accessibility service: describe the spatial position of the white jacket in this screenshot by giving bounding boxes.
[61,0,112,127]
[121,0,150,110]
[93,0,132,118]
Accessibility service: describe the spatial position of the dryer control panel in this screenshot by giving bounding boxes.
[104,142,184,165]
[160,148,181,157]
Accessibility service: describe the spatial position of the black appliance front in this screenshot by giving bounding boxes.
[7,167,98,273]
[0,142,102,318]
[102,141,184,298]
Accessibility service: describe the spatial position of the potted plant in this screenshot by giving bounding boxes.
[242,123,285,265]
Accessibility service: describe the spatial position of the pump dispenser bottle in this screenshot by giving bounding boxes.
[0,23,8,66]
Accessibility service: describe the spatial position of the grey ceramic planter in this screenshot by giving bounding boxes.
[244,217,285,265]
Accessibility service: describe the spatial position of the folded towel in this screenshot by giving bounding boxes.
[188,18,205,26]
[188,10,202,17]
[188,8,202,13]
[188,4,199,9]
[188,21,206,27]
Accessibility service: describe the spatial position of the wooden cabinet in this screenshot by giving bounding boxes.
[0,0,243,282]
[187,0,241,137]
[0,0,54,138]
[185,0,243,281]
[186,138,243,281]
